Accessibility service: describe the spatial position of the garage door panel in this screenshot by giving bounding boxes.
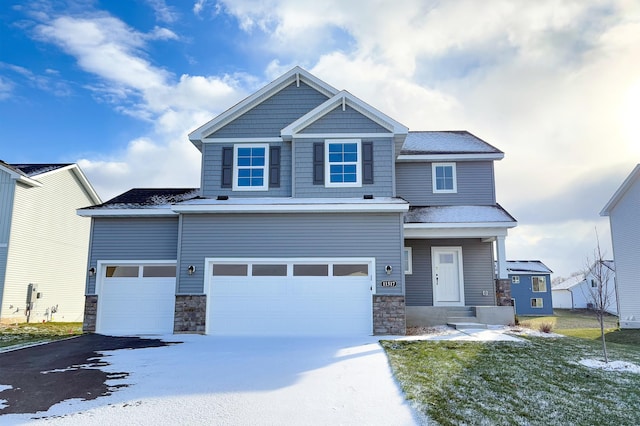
[208,260,374,336]
[98,274,175,336]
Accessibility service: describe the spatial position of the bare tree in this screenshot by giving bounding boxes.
[583,230,616,363]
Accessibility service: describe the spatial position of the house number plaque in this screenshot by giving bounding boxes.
[381,280,397,287]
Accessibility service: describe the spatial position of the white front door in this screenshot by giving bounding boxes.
[432,247,465,306]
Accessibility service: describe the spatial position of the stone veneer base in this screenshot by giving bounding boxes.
[83,295,98,333]
[174,295,207,333]
[373,295,406,335]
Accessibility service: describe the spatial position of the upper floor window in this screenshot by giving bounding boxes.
[325,139,361,187]
[432,163,457,193]
[532,276,547,292]
[233,144,269,191]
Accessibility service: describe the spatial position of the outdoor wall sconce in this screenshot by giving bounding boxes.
[385,265,393,275]
[88,267,96,277]
[187,265,196,275]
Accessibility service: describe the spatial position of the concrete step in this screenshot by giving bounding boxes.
[448,322,488,330]
[447,316,480,323]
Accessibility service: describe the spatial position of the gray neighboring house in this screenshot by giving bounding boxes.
[601,164,640,328]
[78,67,517,336]
[0,162,101,323]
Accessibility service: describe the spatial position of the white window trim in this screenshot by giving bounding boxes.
[532,276,547,293]
[404,247,413,275]
[531,298,544,308]
[432,162,457,194]
[512,276,520,284]
[325,139,362,188]
[233,143,269,191]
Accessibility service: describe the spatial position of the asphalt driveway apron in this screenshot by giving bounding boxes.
[0,334,173,415]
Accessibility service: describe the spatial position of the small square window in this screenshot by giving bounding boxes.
[531,298,544,308]
[432,163,457,193]
[233,144,269,191]
[325,140,361,187]
[512,276,520,284]
[404,247,413,275]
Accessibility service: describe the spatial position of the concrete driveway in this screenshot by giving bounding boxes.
[0,334,424,425]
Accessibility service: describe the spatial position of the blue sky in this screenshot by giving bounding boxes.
[1,0,639,278]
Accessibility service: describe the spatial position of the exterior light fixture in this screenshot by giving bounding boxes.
[88,267,96,277]
[385,265,393,275]
[187,265,196,275]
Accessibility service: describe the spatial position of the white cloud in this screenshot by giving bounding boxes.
[144,0,179,23]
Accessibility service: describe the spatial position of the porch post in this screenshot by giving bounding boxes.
[496,235,508,279]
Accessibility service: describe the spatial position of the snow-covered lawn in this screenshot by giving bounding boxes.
[1,335,424,425]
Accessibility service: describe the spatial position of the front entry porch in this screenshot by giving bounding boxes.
[406,305,515,328]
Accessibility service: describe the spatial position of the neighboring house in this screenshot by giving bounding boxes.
[78,67,517,336]
[503,260,553,316]
[552,274,587,310]
[551,261,617,315]
[601,164,640,328]
[0,162,101,323]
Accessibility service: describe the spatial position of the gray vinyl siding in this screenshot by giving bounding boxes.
[0,171,15,309]
[405,238,495,306]
[295,137,395,197]
[177,212,404,295]
[300,105,389,133]
[86,217,179,294]
[396,161,496,206]
[208,82,329,138]
[201,141,292,197]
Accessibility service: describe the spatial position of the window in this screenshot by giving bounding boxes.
[404,247,413,275]
[591,279,597,288]
[252,264,287,276]
[105,266,139,278]
[293,264,329,276]
[325,139,361,187]
[143,265,176,277]
[531,298,544,308]
[233,144,269,191]
[511,276,520,284]
[532,276,547,292]
[432,163,457,193]
[213,264,248,276]
[333,264,368,277]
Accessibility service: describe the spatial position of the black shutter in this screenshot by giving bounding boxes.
[269,146,281,188]
[313,142,324,185]
[221,147,233,188]
[362,141,374,184]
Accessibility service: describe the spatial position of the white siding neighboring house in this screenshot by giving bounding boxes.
[601,164,640,328]
[0,162,101,323]
[551,262,617,315]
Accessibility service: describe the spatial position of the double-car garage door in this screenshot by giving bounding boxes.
[96,258,374,336]
[207,258,374,336]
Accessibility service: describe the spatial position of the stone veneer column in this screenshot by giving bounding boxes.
[174,295,207,333]
[495,279,512,307]
[373,295,406,335]
[83,295,98,332]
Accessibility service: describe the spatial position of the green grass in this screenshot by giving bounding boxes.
[518,308,618,331]
[382,336,640,425]
[0,322,83,349]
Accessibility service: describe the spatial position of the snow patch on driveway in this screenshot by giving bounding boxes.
[3,335,424,425]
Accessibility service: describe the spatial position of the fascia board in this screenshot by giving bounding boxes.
[188,67,339,143]
[172,203,409,214]
[403,225,514,239]
[281,91,408,139]
[77,208,177,217]
[600,164,640,216]
[36,164,102,205]
[396,153,504,162]
[404,221,517,229]
[1,164,42,187]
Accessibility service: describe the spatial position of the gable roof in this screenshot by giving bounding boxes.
[552,274,586,290]
[600,164,640,216]
[504,260,552,274]
[81,188,199,210]
[280,90,408,140]
[0,161,101,204]
[188,67,339,149]
[397,131,504,161]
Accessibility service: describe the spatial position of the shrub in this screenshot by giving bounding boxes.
[539,322,554,333]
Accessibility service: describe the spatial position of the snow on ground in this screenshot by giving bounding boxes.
[1,335,425,426]
[403,325,527,342]
[579,359,640,374]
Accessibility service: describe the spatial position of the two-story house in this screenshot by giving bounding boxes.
[78,67,517,336]
[1,162,101,323]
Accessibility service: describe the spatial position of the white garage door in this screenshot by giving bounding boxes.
[207,258,374,336]
[96,263,176,335]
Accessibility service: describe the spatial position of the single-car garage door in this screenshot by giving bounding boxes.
[96,263,176,335]
[206,258,374,336]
